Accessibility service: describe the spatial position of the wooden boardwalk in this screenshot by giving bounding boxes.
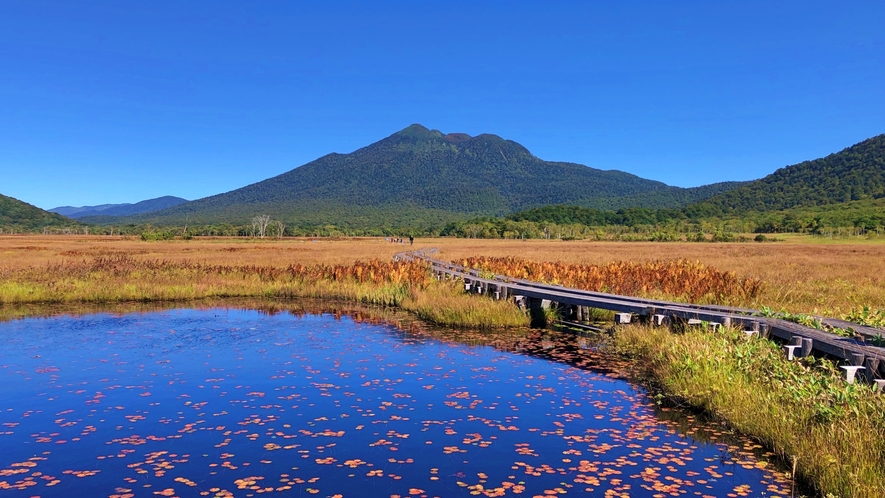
[398,251,885,384]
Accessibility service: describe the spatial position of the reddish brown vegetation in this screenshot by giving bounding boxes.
[19,254,430,287]
[459,256,764,303]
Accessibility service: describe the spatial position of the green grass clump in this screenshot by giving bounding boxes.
[757,305,856,338]
[401,281,529,329]
[612,325,885,497]
[843,305,885,328]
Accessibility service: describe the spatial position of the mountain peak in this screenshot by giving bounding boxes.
[93,124,746,228]
[394,124,443,140]
[443,133,472,144]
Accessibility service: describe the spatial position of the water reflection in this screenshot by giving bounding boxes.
[0,304,791,497]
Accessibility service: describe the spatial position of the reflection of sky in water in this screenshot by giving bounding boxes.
[0,309,789,497]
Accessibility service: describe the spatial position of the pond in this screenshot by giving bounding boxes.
[0,305,792,497]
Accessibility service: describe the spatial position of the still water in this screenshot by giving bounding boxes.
[0,307,790,497]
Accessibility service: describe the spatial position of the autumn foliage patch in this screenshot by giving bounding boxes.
[458,256,764,303]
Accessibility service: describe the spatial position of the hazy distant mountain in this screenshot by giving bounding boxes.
[51,204,119,217]
[101,124,739,228]
[51,196,188,219]
[1,193,78,229]
[688,134,885,216]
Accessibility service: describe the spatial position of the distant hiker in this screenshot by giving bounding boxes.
[409,236,414,245]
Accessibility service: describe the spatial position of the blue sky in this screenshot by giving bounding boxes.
[2,1,883,209]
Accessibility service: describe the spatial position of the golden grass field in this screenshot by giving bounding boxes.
[430,238,885,313]
[2,235,882,314]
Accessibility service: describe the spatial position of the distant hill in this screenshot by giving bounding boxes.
[688,134,885,216]
[588,181,750,210]
[51,196,188,219]
[1,193,79,229]
[51,203,119,217]
[506,204,681,226]
[99,125,740,228]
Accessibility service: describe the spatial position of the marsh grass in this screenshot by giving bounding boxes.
[583,306,616,322]
[612,325,885,497]
[3,235,885,313]
[401,281,528,328]
[0,253,529,328]
[430,238,885,313]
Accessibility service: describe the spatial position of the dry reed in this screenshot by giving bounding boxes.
[2,234,884,318]
[431,238,885,313]
[0,251,528,328]
[460,255,763,303]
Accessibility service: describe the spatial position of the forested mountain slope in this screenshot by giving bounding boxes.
[588,181,749,210]
[689,134,885,216]
[1,193,79,229]
[105,124,739,227]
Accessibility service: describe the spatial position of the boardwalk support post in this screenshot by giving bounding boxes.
[840,365,864,384]
[759,323,771,339]
[789,336,804,357]
[528,298,552,327]
[852,353,866,366]
[862,358,881,383]
[801,338,813,358]
[580,306,591,322]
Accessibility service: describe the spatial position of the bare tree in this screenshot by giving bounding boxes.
[252,215,271,238]
[274,220,285,239]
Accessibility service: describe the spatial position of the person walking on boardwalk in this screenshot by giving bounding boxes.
[409,236,414,245]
